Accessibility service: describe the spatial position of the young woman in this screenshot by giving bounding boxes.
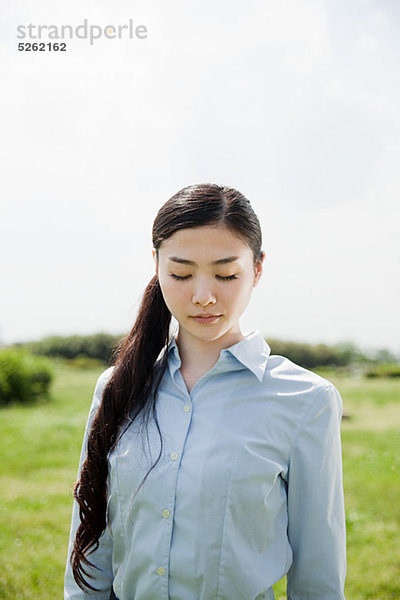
[64,183,346,599]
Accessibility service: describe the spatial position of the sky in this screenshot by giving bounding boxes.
[1,0,400,356]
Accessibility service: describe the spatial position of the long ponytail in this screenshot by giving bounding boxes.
[70,275,171,590]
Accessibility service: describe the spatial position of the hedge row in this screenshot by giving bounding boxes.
[264,339,378,369]
[21,333,123,363]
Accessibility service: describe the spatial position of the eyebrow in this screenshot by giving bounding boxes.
[168,255,240,266]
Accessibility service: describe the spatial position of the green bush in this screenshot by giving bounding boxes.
[0,348,53,406]
[364,363,400,378]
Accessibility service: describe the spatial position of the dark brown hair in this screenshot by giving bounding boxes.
[70,183,263,590]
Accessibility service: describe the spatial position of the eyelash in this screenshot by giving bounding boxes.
[169,274,238,281]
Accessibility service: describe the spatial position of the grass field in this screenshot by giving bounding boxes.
[0,362,399,599]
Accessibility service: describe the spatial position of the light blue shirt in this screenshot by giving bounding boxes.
[64,330,346,599]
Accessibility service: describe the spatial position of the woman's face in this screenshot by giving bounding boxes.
[153,224,263,347]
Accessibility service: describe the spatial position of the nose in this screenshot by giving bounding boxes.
[192,277,217,307]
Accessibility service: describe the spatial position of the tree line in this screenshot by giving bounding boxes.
[8,332,399,369]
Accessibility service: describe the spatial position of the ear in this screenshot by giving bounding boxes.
[253,251,265,287]
[152,249,158,276]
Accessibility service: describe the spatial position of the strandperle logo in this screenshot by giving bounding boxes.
[17,18,148,46]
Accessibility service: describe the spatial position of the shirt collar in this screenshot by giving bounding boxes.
[166,329,270,383]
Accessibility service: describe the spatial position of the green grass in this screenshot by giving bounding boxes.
[0,364,399,599]
[0,363,103,600]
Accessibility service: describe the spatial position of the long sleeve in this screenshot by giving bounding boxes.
[286,384,346,599]
[64,367,115,599]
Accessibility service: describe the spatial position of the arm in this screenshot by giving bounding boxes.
[286,384,346,599]
[64,367,115,599]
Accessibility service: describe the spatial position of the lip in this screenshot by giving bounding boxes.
[191,314,221,323]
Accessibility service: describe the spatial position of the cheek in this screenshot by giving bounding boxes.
[159,278,185,310]
[231,279,255,308]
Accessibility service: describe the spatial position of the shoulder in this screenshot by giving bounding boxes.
[267,353,332,390]
[265,354,342,418]
[87,366,115,423]
[94,365,115,393]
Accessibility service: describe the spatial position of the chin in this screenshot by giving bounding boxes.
[185,324,225,341]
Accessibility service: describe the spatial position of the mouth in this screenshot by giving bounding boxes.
[191,314,221,324]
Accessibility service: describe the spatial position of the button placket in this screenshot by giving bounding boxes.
[155,401,187,590]
[155,369,197,593]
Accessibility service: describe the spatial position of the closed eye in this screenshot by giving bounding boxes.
[169,274,238,281]
[169,274,190,280]
[217,274,238,281]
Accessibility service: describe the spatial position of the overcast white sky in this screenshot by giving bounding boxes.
[1,0,400,355]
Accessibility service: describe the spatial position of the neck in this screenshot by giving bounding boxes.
[175,327,245,373]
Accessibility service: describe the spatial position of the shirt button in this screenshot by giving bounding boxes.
[156,566,166,576]
[183,404,191,412]
[161,509,170,518]
[170,451,178,460]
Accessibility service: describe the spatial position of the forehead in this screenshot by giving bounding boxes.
[158,225,252,260]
